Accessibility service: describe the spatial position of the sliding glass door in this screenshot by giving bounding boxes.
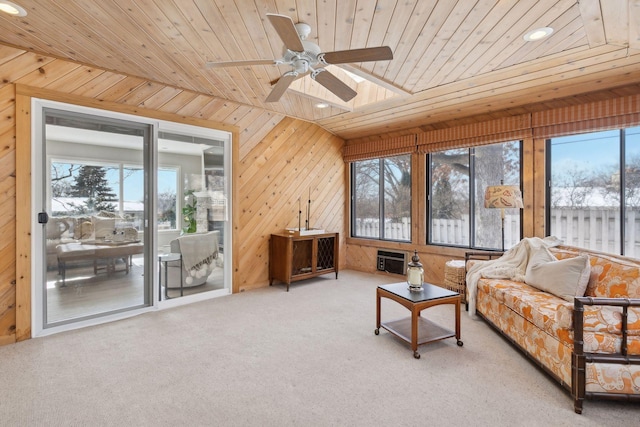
[40,108,153,327]
[156,126,230,302]
[33,100,233,334]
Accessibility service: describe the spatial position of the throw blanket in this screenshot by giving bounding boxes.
[177,234,218,283]
[466,236,562,316]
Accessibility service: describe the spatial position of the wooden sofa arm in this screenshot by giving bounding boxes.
[464,251,503,270]
[572,296,640,414]
[574,296,640,357]
[464,251,504,262]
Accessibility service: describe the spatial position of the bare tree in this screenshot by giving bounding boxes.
[382,155,411,221]
[551,163,597,209]
[625,155,640,207]
[51,163,81,197]
[354,159,380,219]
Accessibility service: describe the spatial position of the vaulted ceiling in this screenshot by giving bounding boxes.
[0,0,639,141]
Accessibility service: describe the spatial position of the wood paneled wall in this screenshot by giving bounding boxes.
[345,243,458,286]
[0,46,346,345]
[237,117,345,291]
[0,82,16,346]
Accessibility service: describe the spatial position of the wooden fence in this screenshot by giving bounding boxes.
[354,209,640,257]
[354,218,411,241]
[551,209,639,257]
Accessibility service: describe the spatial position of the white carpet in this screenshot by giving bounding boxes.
[0,270,637,426]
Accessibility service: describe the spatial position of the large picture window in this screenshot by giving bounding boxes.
[51,160,178,231]
[428,141,522,250]
[548,126,640,256]
[351,154,411,241]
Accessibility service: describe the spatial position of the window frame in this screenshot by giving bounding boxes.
[545,127,639,256]
[350,154,412,242]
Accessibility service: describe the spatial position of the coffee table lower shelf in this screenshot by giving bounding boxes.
[378,317,456,351]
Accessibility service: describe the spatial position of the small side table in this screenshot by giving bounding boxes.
[159,253,182,299]
[375,282,462,359]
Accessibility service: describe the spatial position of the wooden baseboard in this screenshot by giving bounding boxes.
[0,333,16,346]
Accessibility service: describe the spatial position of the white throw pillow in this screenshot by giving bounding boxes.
[524,247,591,302]
[92,216,115,239]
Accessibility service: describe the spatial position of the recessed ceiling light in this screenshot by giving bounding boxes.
[523,27,553,42]
[0,1,27,17]
[315,103,329,109]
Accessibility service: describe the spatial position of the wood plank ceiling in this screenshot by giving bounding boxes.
[0,0,639,141]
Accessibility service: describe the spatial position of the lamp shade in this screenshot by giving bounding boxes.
[484,185,523,209]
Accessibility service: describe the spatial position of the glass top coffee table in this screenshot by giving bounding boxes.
[375,282,463,359]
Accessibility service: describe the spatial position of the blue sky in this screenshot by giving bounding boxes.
[551,127,640,174]
[105,168,176,202]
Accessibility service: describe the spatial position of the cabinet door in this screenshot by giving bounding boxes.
[316,236,335,271]
[291,239,313,275]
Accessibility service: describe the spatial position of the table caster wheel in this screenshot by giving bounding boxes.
[413,351,420,359]
[374,328,379,335]
[457,340,463,347]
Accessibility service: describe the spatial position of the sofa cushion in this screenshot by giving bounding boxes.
[525,247,591,302]
[477,278,574,332]
[583,306,640,336]
[476,287,574,385]
[583,330,640,354]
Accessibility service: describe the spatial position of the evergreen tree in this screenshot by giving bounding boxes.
[70,166,117,212]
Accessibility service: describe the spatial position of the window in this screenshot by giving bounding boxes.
[157,167,179,230]
[351,154,411,241]
[428,141,522,250]
[50,160,178,231]
[548,127,640,256]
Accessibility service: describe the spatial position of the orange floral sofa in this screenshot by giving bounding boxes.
[474,245,640,413]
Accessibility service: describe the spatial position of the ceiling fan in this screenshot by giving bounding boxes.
[206,13,393,103]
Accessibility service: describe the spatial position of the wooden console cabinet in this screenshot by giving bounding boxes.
[269,232,339,291]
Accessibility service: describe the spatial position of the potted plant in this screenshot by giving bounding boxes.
[182,189,197,234]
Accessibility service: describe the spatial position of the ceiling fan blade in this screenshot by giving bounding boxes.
[266,72,298,102]
[269,71,309,86]
[266,13,305,52]
[320,46,393,65]
[206,59,277,68]
[312,69,357,102]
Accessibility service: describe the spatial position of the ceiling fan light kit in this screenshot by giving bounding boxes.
[206,13,393,103]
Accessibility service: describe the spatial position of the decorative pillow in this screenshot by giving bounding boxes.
[78,221,92,240]
[123,227,138,241]
[525,247,591,302]
[46,217,70,240]
[92,216,115,239]
[98,210,122,219]
[72,216,90,239]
